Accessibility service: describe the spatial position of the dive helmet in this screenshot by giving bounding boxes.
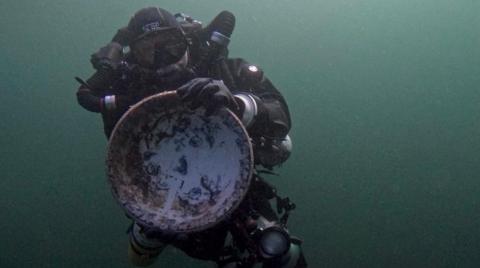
[127,7,188,69]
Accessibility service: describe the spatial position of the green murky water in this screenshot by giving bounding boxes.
[1,0,479,267]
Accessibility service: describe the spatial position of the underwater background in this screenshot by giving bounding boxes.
[1,0,479,267]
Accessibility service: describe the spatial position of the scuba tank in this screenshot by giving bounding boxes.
[175,10,235,59]
[177,11,237,86]
[203,10,236,51]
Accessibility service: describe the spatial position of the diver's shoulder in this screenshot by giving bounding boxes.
[225,57,246,71]
[226,57,264,78]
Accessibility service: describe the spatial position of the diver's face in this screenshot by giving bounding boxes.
[131,28,188,69]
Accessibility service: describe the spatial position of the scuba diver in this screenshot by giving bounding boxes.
[76,7,307,268]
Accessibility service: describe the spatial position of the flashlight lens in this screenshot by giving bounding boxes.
[259,229,290,258]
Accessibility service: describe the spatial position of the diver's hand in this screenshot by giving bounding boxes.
[177,78,238,114]
[90,42,123,72]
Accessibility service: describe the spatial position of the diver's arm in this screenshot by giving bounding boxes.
[227,58,292,167]
[76,71,109,113]
[77,36,134,113]
[76,70,130,113]
[227,58,291,137]
[234,79,291,138]
[235,79,292,168]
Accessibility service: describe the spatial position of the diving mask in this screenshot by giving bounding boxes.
[131,27,188,69]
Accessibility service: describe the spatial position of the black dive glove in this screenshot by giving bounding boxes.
[177,78,238,114]
[90,42,123,72]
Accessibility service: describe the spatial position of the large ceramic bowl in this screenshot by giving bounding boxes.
[106,91,253,233]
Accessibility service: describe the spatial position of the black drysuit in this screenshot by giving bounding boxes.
[76,44,296,264]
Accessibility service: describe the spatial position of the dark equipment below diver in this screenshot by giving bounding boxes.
[213,176,306,268]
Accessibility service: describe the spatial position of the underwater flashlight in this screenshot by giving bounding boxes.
[258,226,291,259]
